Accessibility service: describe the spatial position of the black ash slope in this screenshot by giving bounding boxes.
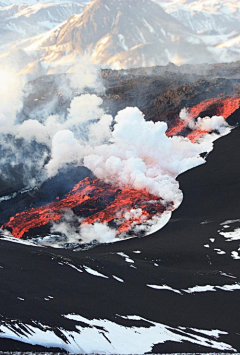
[0,112,240,352]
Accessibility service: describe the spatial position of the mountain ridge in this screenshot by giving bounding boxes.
[0,0,217,76]
[0,1,89,48]
[0,0,239,76]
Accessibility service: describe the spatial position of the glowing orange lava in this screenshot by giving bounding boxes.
[2,95,240,240]
[189,96,240,120]
[2,177,167,239]
[167,95,240,141]
[187,95,240,142]
[187,129,209,143]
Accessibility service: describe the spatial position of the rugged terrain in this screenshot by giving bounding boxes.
[0,1,90,49]
[0,81,240,353]
[0,60,240,200]
[0,60,240,351]
[0,0,239,351]
[155,0,240,35]
[1,0,240,76]
[23,60,240,123]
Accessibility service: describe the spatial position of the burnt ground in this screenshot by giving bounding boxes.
[22,62,240,124]
[0,63,240,352]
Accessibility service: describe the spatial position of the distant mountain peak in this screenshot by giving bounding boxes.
[0,0,90,49]
[1,0,239,76]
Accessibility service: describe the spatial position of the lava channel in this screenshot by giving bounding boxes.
[2,177,169,239]
[2,95,240,241]
[167,95,240,141]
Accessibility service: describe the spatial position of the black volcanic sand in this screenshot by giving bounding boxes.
[0,114,240,352]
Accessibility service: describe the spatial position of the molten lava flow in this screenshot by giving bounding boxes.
[166,119,188,137]
[83,188,167,234]
[2,178,96,239]
[2,177,168,239]
[189,96,240,120]
[187,96,240,142]
[3,95,240,241]
[187,129,209,143]
[167,95,240,142]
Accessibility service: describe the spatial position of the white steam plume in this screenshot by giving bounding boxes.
[0,61,106,186]
[180,108,230,134]
[42,102,231,246]
[0,67,25,131]
[191,115,230,133]
[68,57,104,94]
[84,106,211,206]
[0,61,232,246]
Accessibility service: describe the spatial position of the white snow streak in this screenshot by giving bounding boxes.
[147,284,182,294]
[83,266,108,279]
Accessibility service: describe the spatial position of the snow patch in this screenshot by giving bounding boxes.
[0,314,235,353]
[219,228,240,242]
[183,283,240,293]
[117,252,134,263]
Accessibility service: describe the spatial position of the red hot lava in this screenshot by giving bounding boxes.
[2,177,168,239]
[2,95,240,241]
[189,96,240,120]
[167,95,240,142]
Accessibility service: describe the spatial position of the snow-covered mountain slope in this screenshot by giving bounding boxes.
[0,1,89,49]
[154,0,240,35]
[0,0,217,75]
[158,7,239,36]
[152,0,240,66]
[0,0,91,4]
[1,0,239,75]
[154,0,240,16]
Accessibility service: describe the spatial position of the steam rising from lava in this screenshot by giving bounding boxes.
[0,62,236,247]
[0,68,26,129]
[84,106,205,205]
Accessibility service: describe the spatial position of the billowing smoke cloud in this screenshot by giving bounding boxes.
[68,56,104,94]
[0,61,232,247]
[0,67,25,131]
[84,107,208,206]
[45,103,220,208]
[180,107,230,134]
[0,67,46,186]
[191,115,229,133]
[49,210,117,246]
[0,61,106,187]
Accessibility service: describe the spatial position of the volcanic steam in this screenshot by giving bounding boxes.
[0,64,239,247]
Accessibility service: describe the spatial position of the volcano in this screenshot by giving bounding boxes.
[0,60,240,353]
[0,0,217,77]
[0,96,240,353]
[2,177,168,241]
[1,93,239,246]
